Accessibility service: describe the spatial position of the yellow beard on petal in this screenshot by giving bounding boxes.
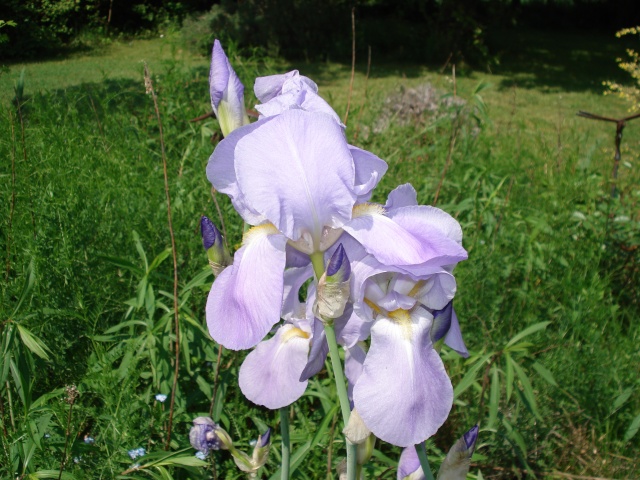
[352,203,386,218]
[387,308,413,340]
[242,223,280,245]
[281,327,311,343]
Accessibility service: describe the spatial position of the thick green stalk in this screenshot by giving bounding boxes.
[280,407,290,480]
[311,252,358,480]
[415,442,436,480]
[323,324,351,426]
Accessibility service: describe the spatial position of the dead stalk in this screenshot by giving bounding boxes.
[353,45,372,142]
[143,64,181,450]
[343,7,356,126]
[208,344,224,417]
[433,115,461,206]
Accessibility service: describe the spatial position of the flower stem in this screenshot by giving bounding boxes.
[280,407,290,480]
[323,325,351,426]
[311,252,358,479]
[324,323,358,479]
[415,442,436,480]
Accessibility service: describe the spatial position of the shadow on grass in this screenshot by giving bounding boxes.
[489,27,635,92]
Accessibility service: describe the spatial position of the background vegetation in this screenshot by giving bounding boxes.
[1,1,639,479]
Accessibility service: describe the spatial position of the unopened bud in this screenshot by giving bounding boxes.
[326,244,350,283]
[436,425,478,480]
[200,216,231,275]
[250,428,271,470]
[314,244,350,321]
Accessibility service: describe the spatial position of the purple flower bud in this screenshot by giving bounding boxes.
[326,244,350,283]
[463,425,479,453]
[200,216,231,272]
[258,428,271,448]
[201,216,221,251]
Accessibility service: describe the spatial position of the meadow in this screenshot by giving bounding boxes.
[0,28,638,479]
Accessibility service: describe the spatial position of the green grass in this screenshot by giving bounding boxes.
[1,29,639,479]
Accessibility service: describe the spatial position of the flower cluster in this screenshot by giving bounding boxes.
[204,40,469,450]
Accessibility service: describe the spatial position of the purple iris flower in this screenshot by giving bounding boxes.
[206,112,466,351]
[189,417,228,456]
[210,39,249,137]
[312,184,468,447]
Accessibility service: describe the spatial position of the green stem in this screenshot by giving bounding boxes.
[280,407,290,480]
[415,442,436,480]
[323,324,351,426]
[313,251,358,480]
[310,252,325,278]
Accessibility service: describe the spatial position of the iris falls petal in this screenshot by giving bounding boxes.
[353,307,453,447]
[206,225,287,350]
[239,324,310,409]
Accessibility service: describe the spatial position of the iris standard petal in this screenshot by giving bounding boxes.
[353,307,453,447]
[344,204,461,267]
[239,324,310,409]
[254,70,317,103]
[256,89,341,125]
[206,225,288,350]
[235,110,356,242]
[385,183,418,210]
[412,270,457,311]
[350,146,388,202]
[388,205,464,245]
[207,119,272,225]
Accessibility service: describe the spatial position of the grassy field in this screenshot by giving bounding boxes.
[1,29,639,479]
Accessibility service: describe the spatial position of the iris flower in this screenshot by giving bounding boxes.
[317,184,469,447]
[206,112,467,351]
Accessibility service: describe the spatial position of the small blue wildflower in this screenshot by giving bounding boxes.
[84,435,95,444]
[155,394,168,403]
[128,447,146,460]
[44,433,51,439]
[195,451,207,460]
[73,456,81,464]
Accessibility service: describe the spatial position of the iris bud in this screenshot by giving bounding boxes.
[250,428,271,471]
[436,425,478,480]
[200,216,231,275]
[315,244,351,322]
